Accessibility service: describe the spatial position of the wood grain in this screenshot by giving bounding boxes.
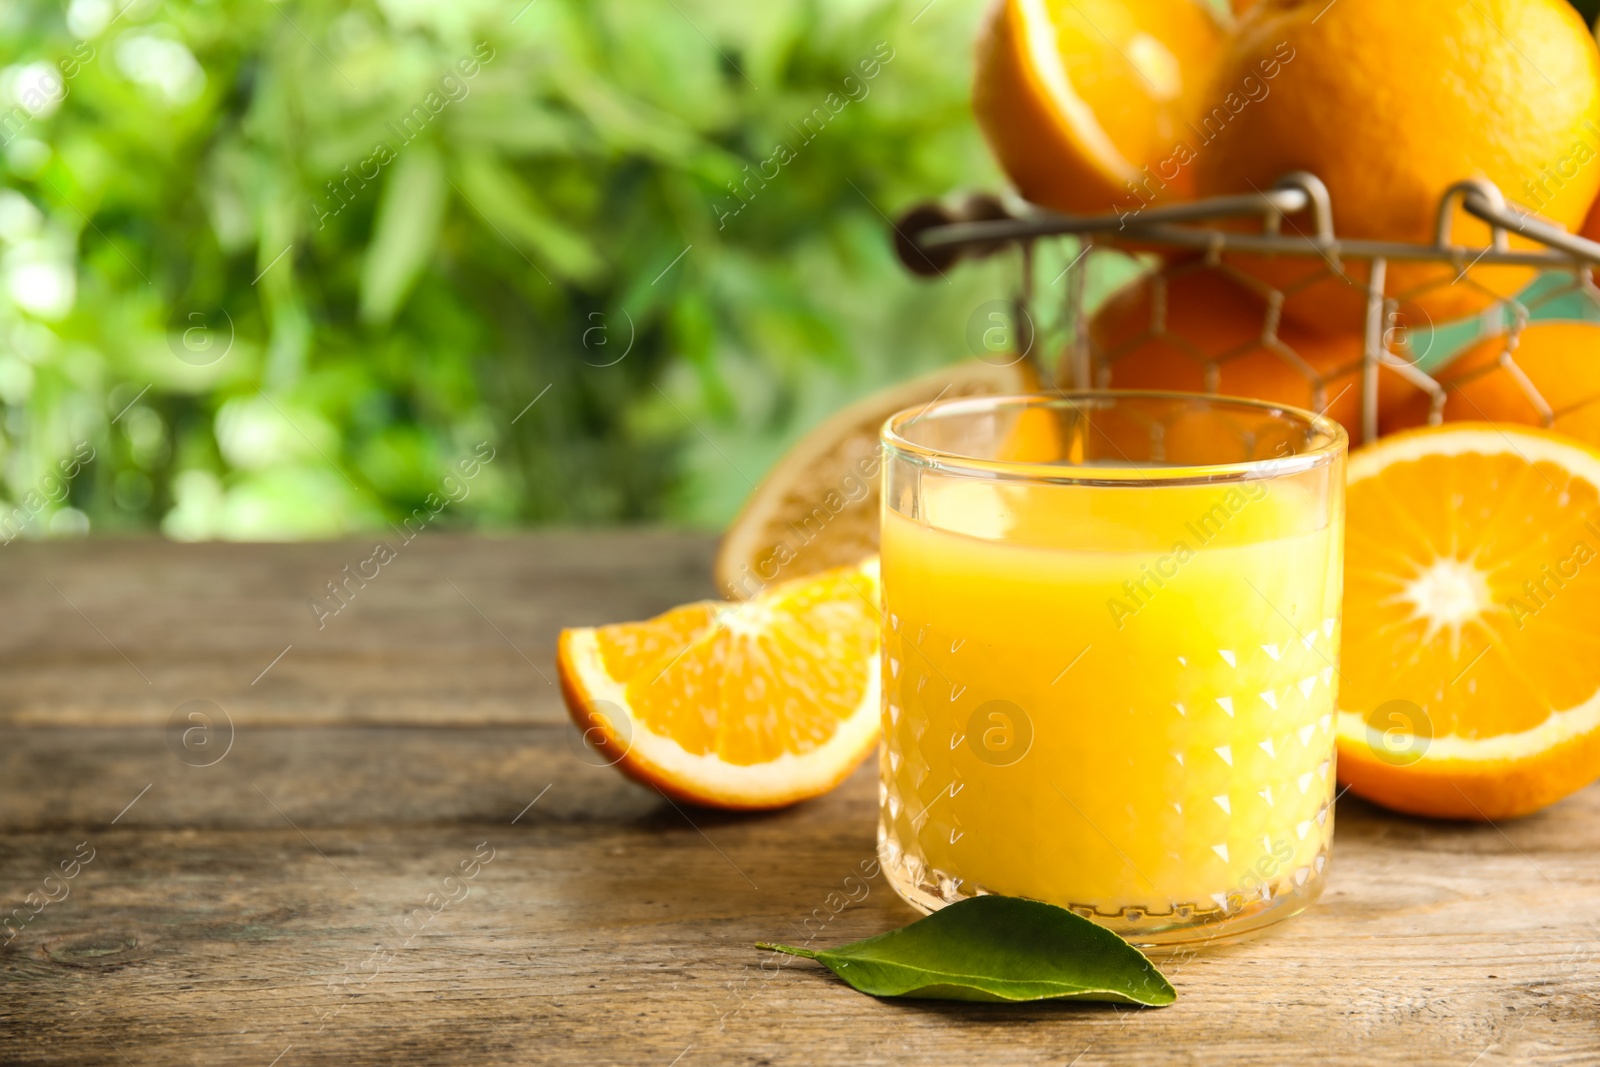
[0,532,713,728]
[2,536,1599,1066]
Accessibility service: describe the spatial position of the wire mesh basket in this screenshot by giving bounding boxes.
[892,172,1600,445]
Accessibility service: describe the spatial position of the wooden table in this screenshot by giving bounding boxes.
[2,534,1597,1066]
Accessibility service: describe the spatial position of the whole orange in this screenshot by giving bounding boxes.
[1079,264,1419,440]
[1382,321,1600,445]
[1581,187,1600,244]
[1193,0,1600,335]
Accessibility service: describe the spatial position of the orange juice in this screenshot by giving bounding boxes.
[878,466,1343,942]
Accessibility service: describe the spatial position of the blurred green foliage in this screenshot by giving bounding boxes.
[0,0,1015,539]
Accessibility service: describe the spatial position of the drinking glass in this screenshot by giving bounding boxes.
[877,392,1347,946]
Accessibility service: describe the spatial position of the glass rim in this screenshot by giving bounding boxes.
[880,390,1348,487]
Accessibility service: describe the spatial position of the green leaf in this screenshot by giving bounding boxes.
[453,153,604,284]
[757,896,1176,1006]
[360,145,447,325]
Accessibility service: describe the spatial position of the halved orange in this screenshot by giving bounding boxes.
[715,358,1036,599]
[557,560,881,809]
[1339,424,1600,819]
[972,0,1225,216]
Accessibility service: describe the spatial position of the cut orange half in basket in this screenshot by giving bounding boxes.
[557,559,881,810]
[972,0,1225,215]
[1338,424,1600,820]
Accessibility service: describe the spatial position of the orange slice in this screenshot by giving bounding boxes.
[1338,424,1600,819]
[558,560,881,810]
[972,0,1225,216]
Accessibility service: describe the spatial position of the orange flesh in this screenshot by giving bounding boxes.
[594,570,878,766]
[1343,449,1600,739]
[595,602,721,680]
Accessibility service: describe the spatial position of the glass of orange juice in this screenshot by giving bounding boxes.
[877,392,1347,946]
